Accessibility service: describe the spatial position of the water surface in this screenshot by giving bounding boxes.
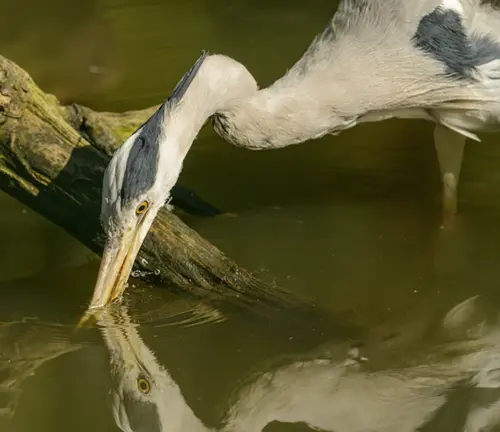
[2,0,500,431]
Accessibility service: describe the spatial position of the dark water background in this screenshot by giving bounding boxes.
[1,0,500,431]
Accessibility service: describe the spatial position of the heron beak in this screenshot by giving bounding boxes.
[87,222,146,310]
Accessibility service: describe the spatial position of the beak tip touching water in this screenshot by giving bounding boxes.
[87,231,141,312]
[85,213,152,319]
[77,309,99,328]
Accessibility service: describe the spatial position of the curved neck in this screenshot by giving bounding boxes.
[164,53,355,160]
[162,54,259,163]
[211,71,357,151]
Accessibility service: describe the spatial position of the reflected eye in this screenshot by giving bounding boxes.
[137,377,151,394]
[136,201,149,215]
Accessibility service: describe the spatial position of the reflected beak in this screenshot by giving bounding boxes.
[87,222,147,310]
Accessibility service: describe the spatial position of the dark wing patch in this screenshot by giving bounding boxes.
[413,7,474,79]
[412,7,500,80]
[471,34,500,67]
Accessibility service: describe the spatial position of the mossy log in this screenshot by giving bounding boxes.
[0,55,349,332]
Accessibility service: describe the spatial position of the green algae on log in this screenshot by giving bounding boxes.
[0,54,342,330]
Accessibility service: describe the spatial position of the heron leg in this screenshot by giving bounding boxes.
[433,124,466,216]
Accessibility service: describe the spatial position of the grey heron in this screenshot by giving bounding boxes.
[88,0,500,309]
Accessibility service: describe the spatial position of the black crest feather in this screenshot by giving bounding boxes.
[120,51,208,205]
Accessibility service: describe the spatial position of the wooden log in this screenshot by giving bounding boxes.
[0,54,355,337]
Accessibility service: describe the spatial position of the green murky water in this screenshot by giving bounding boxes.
[2,0,500,431]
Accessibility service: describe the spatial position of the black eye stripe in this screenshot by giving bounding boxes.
[119,51,207,206]
[120,114,162,205]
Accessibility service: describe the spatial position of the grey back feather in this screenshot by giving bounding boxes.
[212,0,500,150]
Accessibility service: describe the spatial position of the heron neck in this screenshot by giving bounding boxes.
[211,83,347,150]
[162,54,260,162]
[165,53,350,157]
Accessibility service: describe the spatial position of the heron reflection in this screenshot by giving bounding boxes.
[98,296,500,432]
[98,305,211,432]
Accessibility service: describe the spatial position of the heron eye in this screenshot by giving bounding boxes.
[137,377,151,394]
[136,200,149,215]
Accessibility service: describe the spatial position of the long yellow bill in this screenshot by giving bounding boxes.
[88,225,145,310]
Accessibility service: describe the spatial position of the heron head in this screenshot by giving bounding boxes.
[105,317,166,432]
[99,306,205,432]
[87,52,208,310]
